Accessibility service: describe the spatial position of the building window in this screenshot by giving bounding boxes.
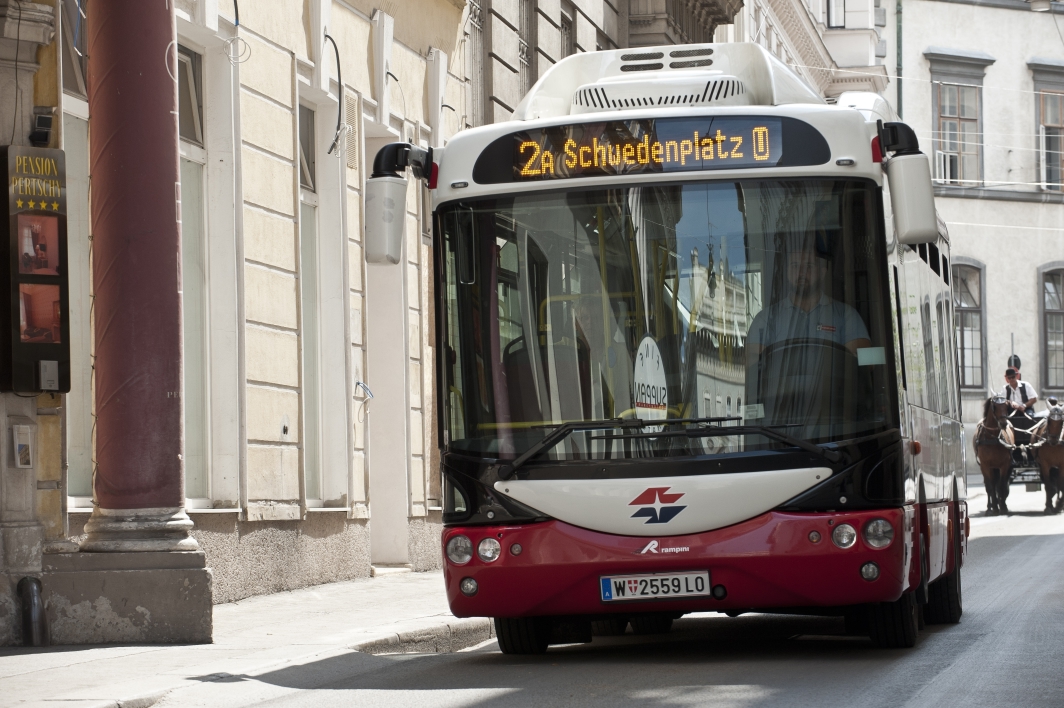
[1046,269,1064,389]
[518,0,534,95]
[300,199,322,501]
[828,0,845,28]
[180,156,209,500]
[952,264,984,388]
[935,83,980,185]
[62,0,88,98]
[560,11,574,58]
[924,49,995,187]
[177,46,204,146]
[468,0,485,126]
[1040,91,1064,190]
[299,104,316,191]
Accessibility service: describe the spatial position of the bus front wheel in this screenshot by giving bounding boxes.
[495,617,549,655]
[867,590,919,648]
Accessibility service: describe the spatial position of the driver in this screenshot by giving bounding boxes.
[747,247,872,359]
[1002,367,1038,417]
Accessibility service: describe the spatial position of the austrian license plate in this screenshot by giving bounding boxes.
[599,571,710,602]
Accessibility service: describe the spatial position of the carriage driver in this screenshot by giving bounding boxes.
[1003,367,1038,417]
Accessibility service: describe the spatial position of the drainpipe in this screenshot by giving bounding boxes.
[17,577,48,647]
[896,0,903,118]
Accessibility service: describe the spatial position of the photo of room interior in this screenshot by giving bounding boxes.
[17,213,60,276]
[19,284,61,344]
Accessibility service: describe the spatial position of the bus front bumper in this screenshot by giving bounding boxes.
[442,507,912,618]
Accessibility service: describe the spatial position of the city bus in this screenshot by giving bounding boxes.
[365,42,966,654]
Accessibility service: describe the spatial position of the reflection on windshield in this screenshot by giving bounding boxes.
[440,179,895,460]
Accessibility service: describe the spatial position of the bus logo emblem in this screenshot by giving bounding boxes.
[629,487,686,524]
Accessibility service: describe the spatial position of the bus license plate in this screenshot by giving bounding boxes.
[600,571,710,602]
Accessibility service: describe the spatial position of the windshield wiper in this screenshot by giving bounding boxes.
[600,424,845,464]
[496,418,647,480]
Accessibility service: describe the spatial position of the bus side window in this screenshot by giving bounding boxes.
[893,265,907,391]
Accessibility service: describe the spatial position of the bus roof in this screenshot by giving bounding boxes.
[513,43,824,122]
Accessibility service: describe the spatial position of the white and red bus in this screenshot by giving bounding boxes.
[366,42,966,654]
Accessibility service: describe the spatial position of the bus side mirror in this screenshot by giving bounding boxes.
[886,153,938,245]
[365,142,433,264]
[879,120,938,246]
[364,175,408,264]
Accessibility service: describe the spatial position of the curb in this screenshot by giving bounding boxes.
[76,617,496,708]
[352,617,496,655]
[82,688,172,708]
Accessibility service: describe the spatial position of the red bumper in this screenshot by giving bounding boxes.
[443,508,911,618]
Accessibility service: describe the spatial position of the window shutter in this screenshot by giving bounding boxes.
[345,93,360,175]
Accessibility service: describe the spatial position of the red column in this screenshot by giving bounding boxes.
[81,0,196,551]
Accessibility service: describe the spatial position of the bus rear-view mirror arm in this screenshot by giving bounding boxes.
[879,120,939,246]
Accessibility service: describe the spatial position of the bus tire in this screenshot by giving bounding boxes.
[926,521,964,624]
[591,618,629,636]
[495,617,549,655]
[868,591,919,648]
[629,614,673,635]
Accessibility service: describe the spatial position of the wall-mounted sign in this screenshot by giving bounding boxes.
[0,147,69,393]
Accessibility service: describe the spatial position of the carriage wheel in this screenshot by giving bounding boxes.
[868,590,919,648]
[495,617,549,655]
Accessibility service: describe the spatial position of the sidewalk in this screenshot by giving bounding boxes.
[0,571,491,708]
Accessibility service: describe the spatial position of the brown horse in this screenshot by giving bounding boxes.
[1031,405,1064,514]
[974,396,1016,515]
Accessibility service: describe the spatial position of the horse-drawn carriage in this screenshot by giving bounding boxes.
[975,396,1064,515]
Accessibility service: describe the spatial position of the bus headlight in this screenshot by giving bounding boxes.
[477,537,502,562]
[863,519,894,548]
[832,523,857,549]
[446,535,473,564]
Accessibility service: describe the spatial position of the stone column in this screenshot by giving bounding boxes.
[0,0,55,647]
[80,0,197,552]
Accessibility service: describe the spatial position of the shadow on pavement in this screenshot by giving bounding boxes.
[247,613,922,692]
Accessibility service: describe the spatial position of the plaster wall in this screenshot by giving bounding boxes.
[890,0,1064,475]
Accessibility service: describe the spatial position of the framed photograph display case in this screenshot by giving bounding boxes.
[0,147,70,392]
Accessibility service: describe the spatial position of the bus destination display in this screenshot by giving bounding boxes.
[513,117,783,181]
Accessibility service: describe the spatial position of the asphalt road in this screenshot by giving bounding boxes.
[160,485,1064,708]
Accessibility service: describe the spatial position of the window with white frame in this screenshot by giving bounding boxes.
[827,0,845,28]
[299,104,316,192]
[177,43,209,501]
[925,49,995,187]
[1045,269,1064,389]
[952,264,984,388]
[298,104,322,502]
[178,47,204,146]
[1040,91,1064,190]
[1030,60,1064,192]
[935,83,981,185]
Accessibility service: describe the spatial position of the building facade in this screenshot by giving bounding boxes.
[882,0,1064,473]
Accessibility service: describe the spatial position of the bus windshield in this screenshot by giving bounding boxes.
[438,178,897,461]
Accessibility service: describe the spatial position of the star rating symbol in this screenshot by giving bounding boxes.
[51,201,58,211]
[15,199,22,208]
[27,200,35,209]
